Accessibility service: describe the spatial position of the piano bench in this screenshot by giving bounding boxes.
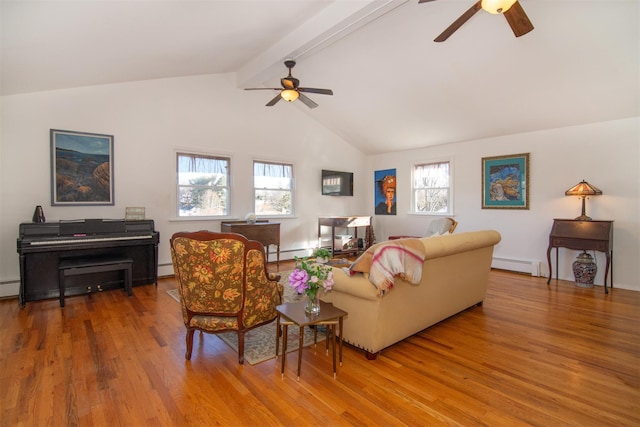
[58,256,133,307]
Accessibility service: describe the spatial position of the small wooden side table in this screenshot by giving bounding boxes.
[275,301,347,380]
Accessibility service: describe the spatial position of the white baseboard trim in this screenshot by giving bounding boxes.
[0,281,19,299]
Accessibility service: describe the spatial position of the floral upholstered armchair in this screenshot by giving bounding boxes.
[170,231,283,364]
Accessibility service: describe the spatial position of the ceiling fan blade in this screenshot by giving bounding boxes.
[298,93,318,109]
[503,1,534,37]
[434,1,482,42]
[266,94,282,107]
[298,87,333,96]
[245,88,280,91]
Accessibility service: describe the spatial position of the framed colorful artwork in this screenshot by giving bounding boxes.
[50,129,114,205]
[374,168,396,215]
[481,153,529,209]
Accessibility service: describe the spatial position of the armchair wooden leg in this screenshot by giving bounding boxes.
[185,329,195,360]
[238,331,245,365]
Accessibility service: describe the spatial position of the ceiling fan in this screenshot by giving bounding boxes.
[244,60,333,109]
[420,0,534,42]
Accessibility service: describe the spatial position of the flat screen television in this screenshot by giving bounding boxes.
[321,169,353,196]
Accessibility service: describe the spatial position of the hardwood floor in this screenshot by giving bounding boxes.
[1,267,638,426]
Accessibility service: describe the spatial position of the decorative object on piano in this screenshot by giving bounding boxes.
[50,129,114,206]
[245,212,257,224]
[565,180,602,221]
[481,153,530,209]
[572,251,597,288]
[125,207,146,220]
[32,205,45,223]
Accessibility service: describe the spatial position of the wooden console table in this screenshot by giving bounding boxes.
[546,219,613,293]
[220,221,280,267]
[318,216,372,257]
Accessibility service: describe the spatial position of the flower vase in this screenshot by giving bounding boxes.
[305,293,320,315]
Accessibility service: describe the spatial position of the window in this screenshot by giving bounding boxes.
[253,161,294,216]
[412,160,451,214]
[176,153,230,217]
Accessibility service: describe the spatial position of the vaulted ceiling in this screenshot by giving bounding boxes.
[2,1,638,154]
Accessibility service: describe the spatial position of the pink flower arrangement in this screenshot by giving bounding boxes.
[288,258,334,301]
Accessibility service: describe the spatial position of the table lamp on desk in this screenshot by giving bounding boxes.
[565,180,602,221]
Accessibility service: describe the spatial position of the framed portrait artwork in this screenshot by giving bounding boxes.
[481,153,529,209]
[374,168,396,215]
[50,129,114,205]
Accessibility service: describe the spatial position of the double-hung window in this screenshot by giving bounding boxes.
[253,161,294,216]
[412,160,452,214]
[176,152,230,217]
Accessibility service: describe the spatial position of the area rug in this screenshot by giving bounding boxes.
[166,271,326,365]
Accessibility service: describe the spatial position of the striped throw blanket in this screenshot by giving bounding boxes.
[368,239,426,295]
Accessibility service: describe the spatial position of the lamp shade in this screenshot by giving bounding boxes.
[565,180,603,196]
[481,0,517,14]
[281,89,299,102]
[565,180,602,221]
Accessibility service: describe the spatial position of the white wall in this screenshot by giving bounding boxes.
[2,73,638,296]
[0,74,367,296]
[367,117,640,291]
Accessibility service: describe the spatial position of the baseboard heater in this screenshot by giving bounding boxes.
[267,247,313,263]
[269,252,544,277]
[492,256,542,277]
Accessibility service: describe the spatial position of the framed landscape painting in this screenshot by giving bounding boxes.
[50,129,114,205]
[481,153,529,209]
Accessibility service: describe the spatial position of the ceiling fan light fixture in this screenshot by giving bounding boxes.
[281,89,299,102]
[481,0,517,14]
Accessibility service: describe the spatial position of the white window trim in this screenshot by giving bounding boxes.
[253,159,295,217]
[410,156,454,216]
[173,150,232,219]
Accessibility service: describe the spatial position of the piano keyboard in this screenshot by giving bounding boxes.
[29,235,153,245]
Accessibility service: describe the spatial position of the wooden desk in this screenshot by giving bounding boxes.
[220,221,280,267]
[546,219,613,293]
[318,216,373,257]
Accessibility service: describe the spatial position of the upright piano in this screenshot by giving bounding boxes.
[17,219,159,307]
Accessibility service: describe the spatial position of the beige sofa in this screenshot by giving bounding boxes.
[321,230,501,358]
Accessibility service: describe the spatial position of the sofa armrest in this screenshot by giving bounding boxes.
[328,269,379,301]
